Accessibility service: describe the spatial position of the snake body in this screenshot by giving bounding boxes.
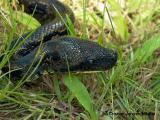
[2,0,118,79]
[13,0,75,57]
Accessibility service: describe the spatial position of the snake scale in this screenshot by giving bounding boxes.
[2,0,118,79]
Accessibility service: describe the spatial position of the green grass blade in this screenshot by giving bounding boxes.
[1,7,40,30]
[12,11,41,29]
[64,75,98,120]
[134,35,160,64]
[107,0,129,41]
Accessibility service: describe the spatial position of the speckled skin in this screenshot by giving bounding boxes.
[9,37,117,78]
[14,0,75,56]
[4,0,118,79]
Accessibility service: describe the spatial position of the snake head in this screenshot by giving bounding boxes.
[42,37,118,72]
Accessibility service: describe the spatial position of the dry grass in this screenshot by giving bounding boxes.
[0,0,160,119]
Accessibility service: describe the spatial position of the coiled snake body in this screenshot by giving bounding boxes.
[2,0,118,79]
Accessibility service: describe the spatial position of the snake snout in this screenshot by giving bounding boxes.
[110,49,118,65]
[111,50,118,64]
[102,49,118,70]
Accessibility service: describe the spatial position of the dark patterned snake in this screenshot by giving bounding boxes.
[2,0,118,79]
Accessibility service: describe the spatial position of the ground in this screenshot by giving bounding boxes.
[0,0,160,120]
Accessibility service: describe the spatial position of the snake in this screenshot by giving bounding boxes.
[1,0,118,79]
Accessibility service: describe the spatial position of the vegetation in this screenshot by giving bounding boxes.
[0,0,160,119]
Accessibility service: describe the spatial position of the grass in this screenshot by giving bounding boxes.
[0,0,160,119]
